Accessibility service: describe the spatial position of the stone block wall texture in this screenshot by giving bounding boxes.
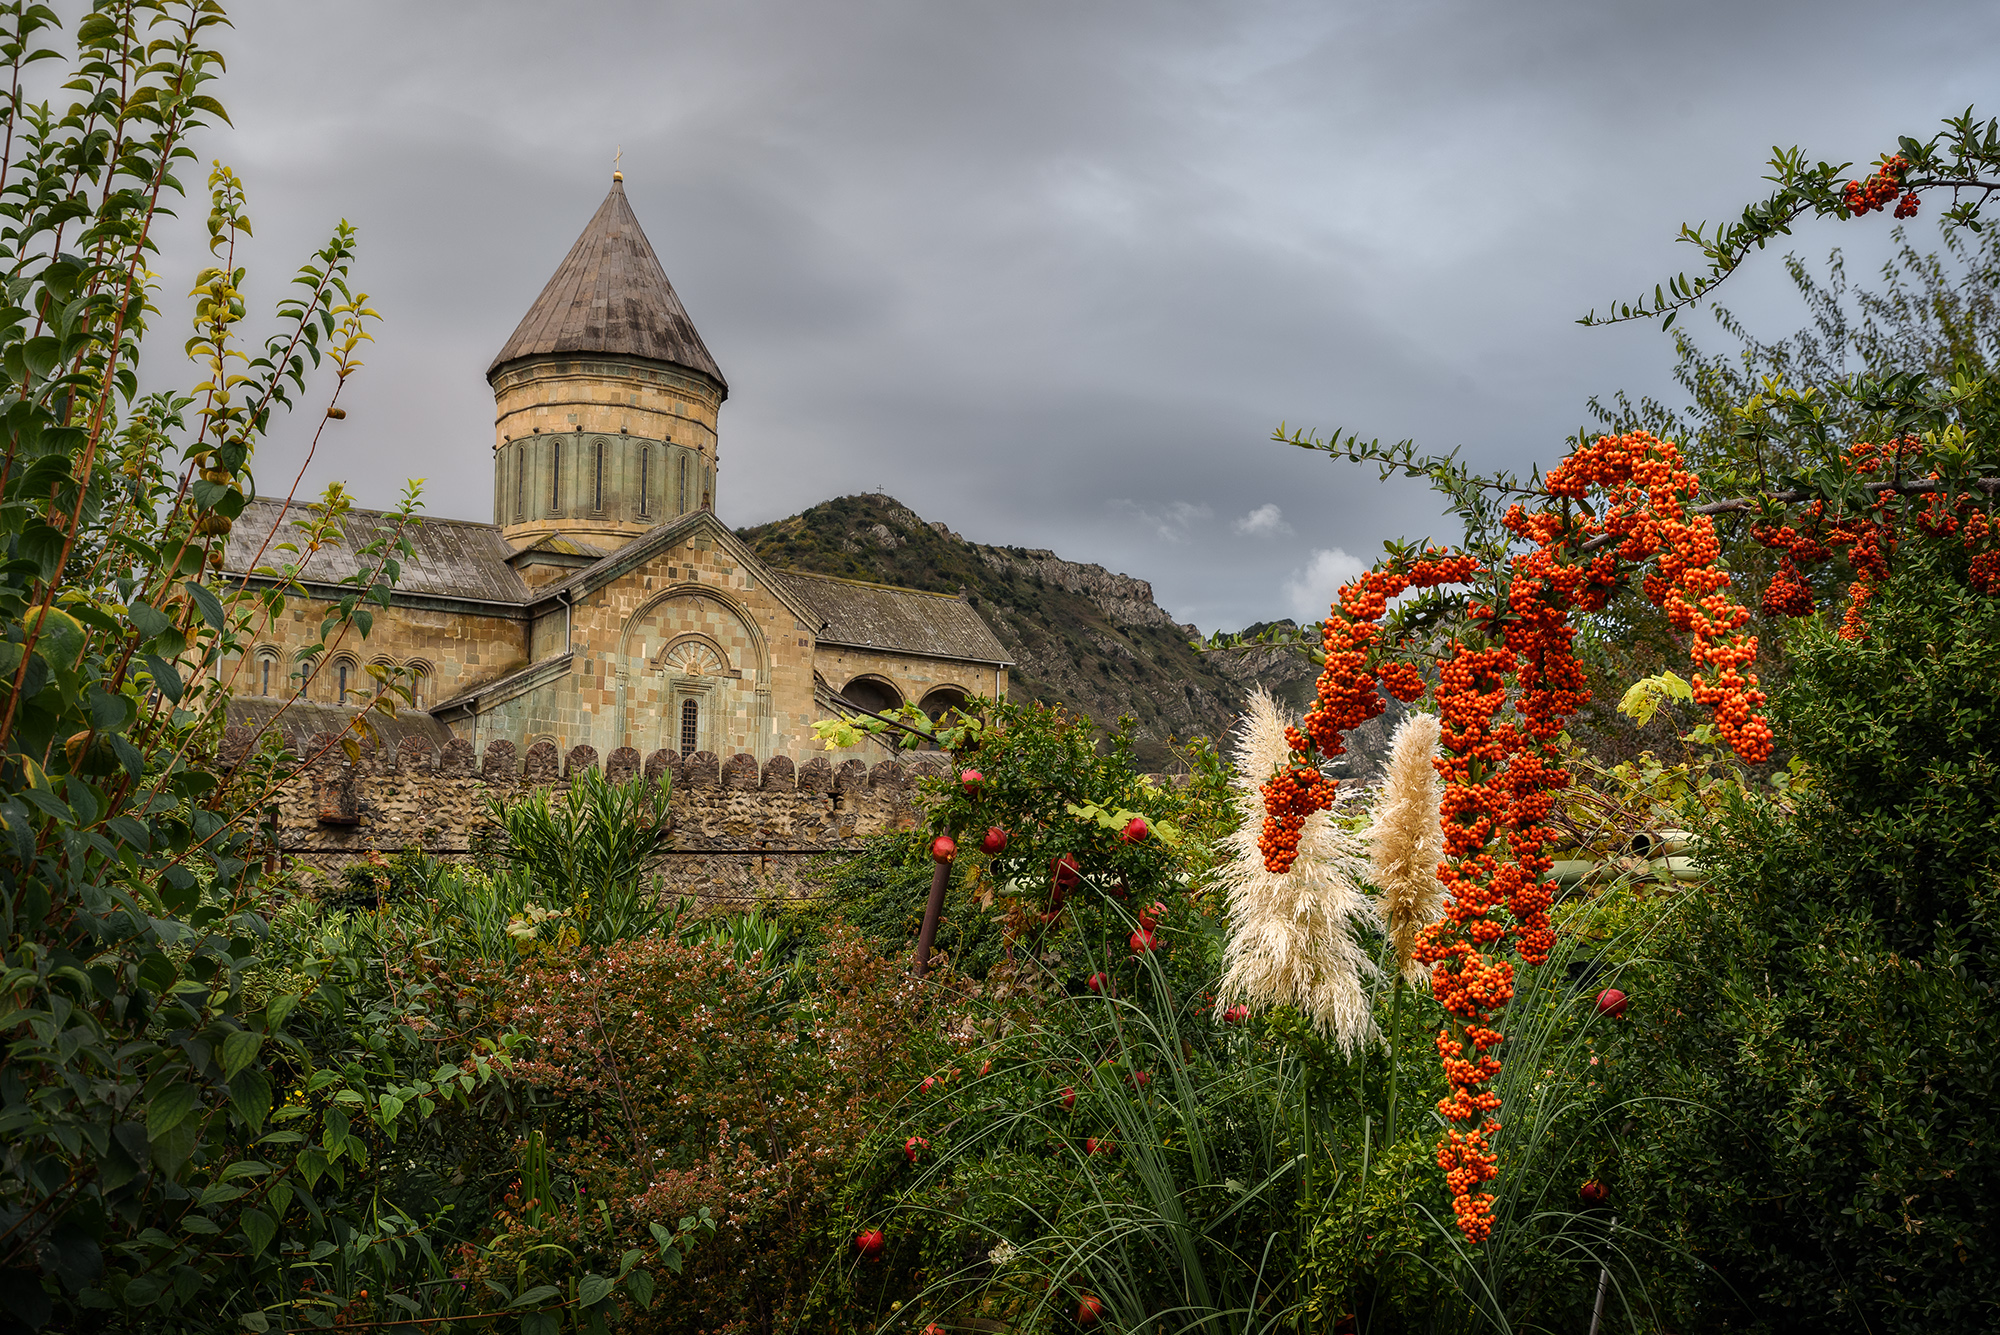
[225,724,948,909]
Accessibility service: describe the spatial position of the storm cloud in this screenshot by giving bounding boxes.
[151,0,2000,631]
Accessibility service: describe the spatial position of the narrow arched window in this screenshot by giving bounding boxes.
[337,661,350,705]
[515,446,525,520]
[639,446,650,516]
[593,438,605,511]
[680,698,698,754]
[679,455,689,515]
[260,655,272,696]
[550,439,563,511]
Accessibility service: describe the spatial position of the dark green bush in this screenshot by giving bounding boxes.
[1622,538,2000,1332]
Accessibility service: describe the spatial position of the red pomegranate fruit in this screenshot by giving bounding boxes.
[981,825,1008,855]
[1077,1294,1105,1324]
[1595,987,1628,1019]
[960,768,983,795]
[855,1228,885,1260]
[1579,1179,1609,1205]
[1120,816,1149,843]
[931,834,957,863]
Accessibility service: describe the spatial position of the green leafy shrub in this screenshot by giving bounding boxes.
[482,924,962,1333]
[1620,538,2000,1331]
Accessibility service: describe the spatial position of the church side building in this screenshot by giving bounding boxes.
[221,173,1009,762]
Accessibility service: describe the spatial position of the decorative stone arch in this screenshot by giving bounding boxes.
[616,583,775,761]
[618,583,770,683]
[841,674,903,716]
[918,684,973,719]
[651,633,730,678]
[329,653,361,706]
[915,684,973,749]
[254,645,281,697]
[402,657,435,709]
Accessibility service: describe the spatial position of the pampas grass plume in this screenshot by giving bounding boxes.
[1368,710,1446,984]
[1215,689,1380,1056]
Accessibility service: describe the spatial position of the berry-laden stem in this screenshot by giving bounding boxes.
[1261,430,1772,1243]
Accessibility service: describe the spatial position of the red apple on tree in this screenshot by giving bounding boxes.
[1087,972,1108,993]
[981,825,1008,855]
[1595,987,1628,1019]
[931,834,956,863]
[855,1228,885,1260]
[1129,928,1158,955]
[1077,1294,1105,1325]
[1120,816,1149,843]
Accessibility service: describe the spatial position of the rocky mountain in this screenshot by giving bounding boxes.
[738,494,1347,768]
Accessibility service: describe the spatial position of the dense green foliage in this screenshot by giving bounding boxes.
[1620,540,2000,1331]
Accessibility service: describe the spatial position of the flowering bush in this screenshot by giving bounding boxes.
[480,923,963,1333]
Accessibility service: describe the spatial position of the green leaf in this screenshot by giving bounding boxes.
[197,1181,248,1208]
[510,1285,562,1307]
[240,1313,271,1332]
[578,1274,613,1307]
[228,1068,272,1131]
[240,1207,275,1256]
[220,1028,264,1077]
[147,1082,199,1139]
[625,1269,654,1309]
[182,580,226,630]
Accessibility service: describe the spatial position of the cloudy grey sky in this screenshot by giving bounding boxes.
[150,0,2000,632]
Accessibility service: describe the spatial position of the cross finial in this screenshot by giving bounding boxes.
[612,145,623,182]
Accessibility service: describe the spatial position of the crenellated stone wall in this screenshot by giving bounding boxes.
[223,726,947,908]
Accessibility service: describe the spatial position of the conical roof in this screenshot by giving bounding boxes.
[489,179,726,392]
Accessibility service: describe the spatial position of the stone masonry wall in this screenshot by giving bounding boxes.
[224,725,948,909]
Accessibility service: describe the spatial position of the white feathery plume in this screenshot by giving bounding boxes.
[1215,689,1381,1056]
[1366,710,1447,985]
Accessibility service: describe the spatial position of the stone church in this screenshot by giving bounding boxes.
[222,173,1009,765]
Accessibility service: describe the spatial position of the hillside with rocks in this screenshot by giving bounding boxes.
[738,493,1397,771]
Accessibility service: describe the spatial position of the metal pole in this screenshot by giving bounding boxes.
[1587,1214,1616,1335]
[913,856,950,977]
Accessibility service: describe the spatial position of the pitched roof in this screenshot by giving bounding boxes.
[781,571,1012,665]
[220,498,531,606]
[223,696,458,754]
[538,508,824,631]
[489,179,726,390]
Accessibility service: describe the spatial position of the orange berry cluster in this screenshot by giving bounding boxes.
[1545,430,1772,762]
[1760,556,1814,617]
[1258,762,1336,873]
[1843,153,1910,215]
[1266,431,1801,1243]
[1964,511,2000,595]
